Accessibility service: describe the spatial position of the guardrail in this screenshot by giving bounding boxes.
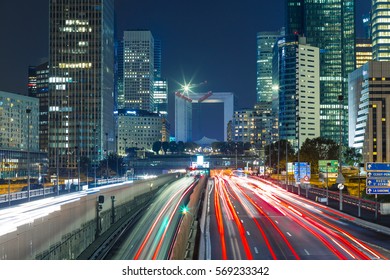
[0,178,128,206]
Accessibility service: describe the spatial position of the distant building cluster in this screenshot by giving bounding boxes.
[1,0,390,179]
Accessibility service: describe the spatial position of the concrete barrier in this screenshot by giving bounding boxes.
[0,174,177,260]
[380,203,390,215]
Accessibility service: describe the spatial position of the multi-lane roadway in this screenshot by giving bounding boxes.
[109,176,197,260]
[206,174,390,260]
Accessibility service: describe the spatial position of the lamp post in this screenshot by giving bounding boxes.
[358,163,361,217]
[5,163,11,206]
[326,162,330,206]
[235,143,238,169]
[297,116,301,196]
[269,133,272,176]
[106,132,109,183]
[285,123,289,191]
[338,95,344,211]
[26,108,31,201]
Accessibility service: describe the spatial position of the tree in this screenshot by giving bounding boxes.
[344,147,362,166]
[169,141,178,154]
[161,141,169,155]
[265,140,294,172]
[177,141,185,154]
[152,141,162,155]
[299,137,339,173]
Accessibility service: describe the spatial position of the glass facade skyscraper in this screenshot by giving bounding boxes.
[48,0,115,174]
[122,30,155,112]
[372,0,390,61]
[286,0,356,145]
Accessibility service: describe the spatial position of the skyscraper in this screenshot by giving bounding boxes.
[121,30,154,112]
[273,36,320,148]
[153,39,168,117]
[372,0,390,61]
[256,31,283,104]
[286,0,355,146]
[48,0,115,174]
[255,30,284,149]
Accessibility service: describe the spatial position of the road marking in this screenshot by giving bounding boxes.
[286,232,292,237]
[241,219,244,223]
[237,211,239,214]
[304,249,310,255]
[254,247,259,254]
[246,231,251,236]
[275,220,279,224]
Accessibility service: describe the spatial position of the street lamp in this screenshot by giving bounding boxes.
[26,108,31,201]
[358,163,364,217]
[326,162,330,206]
[5,163,11,206]
[285,123,289,191]
[106,132,109,183]
[297,115,301,196]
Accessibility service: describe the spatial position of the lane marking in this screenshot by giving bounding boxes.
[254,247,259,254]
[286,232,292,237]
[304,249,310,255]
[275,220,279,224]
[241,219,244,223]
[246,231,251,236]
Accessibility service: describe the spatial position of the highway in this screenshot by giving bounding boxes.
[109,176,197,260]
[206,174,390,260]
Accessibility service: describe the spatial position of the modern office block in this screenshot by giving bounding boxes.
[48,0,115,174]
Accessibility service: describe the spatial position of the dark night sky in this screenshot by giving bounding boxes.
[0,0,371,141]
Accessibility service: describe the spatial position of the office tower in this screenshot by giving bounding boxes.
[153,38,168,117]
[0,91,45,179]
[116,109,166,156]
[362,14,371,39]
[349,61,390,162]
[175,92,193,142]
[256,30,284,149]
[28,66,37,97]
[372,0,390,61]
[121,30,154,111]
[273,36,320,148]
[114,39,124,111]
[286,0,355,146]
[48,0,115,174]
[29,62,49,152]
[232,109,256,144]
[356,38,373,69]
[256,31,283,104]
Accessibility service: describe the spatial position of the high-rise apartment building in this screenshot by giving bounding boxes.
[121,30,154,112]
[48,0,115,174]
[273,36,320,148]
[372,0,390,61]
[286,0,355,146]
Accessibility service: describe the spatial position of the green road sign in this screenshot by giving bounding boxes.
[319,160,339,173]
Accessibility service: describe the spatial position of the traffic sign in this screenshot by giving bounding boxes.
[367,171,390,178]
[319,160,338,173]
[366,188,390,194]
[365,162,390,171]
[366,178,390,187]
